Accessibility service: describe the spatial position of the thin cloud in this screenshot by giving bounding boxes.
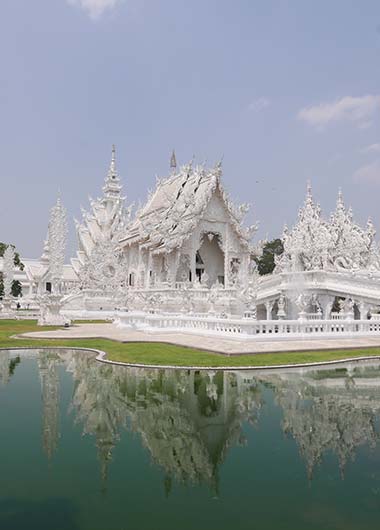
[67,0,122,19]
[297,95,380,129]
[353,160,380,184]
[361,143,380,154]
[248,97,270,113]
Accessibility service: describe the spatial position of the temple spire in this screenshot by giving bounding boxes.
[108,145,117,180]
[103,145,122,199]
[170,149,177,173]
[337,188,344,208]
[306,180,312,198]
[304,180,314,207]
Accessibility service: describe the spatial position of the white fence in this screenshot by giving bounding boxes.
[115,311,380,341]
[63,310,115,321]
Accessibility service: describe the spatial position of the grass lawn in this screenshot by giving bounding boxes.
[1,319,380,368]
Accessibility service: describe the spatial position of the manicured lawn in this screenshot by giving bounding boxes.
[2,319,380,368]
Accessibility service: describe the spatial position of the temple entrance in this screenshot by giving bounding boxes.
[197,234,224,286]
[195,251,204,282]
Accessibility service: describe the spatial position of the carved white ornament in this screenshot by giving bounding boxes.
[48,196,68,291]
[3,245,15,298]
[276,185,378,274]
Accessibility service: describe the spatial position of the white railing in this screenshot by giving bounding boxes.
[305,313,322,320]
[114,311,380,340]
[331,312,345,320]
[62,309,115,320]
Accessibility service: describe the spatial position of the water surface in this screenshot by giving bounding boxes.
[1,349,380,530]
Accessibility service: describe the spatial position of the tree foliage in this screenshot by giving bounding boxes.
[0,243,24,298]
[255,238,284,276]
[0,274,23,298]
[0,243,24,270]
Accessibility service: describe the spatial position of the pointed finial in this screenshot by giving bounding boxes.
[105,144,119,182]
[55,190,63,208]
[214,158,223,180]
[103,144,122,197]
[110,144,116,172]
[306,180,312,198]
[170,149,177,173]
[336,187,344,208]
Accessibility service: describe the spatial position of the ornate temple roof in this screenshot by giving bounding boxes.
[120,159,256,254]
[71,147,131,287]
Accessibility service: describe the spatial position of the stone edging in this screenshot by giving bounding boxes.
[2,346,380,371]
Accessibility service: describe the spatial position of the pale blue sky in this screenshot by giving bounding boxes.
[1,0,380,258]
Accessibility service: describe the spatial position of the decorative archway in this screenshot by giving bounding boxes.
[197,232,225,286]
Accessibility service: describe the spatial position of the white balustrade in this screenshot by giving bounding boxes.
[114,310,380,340]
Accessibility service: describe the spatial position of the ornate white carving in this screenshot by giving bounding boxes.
[276,183,332,272]
[38,294,70,326]
[2,245,15,299]
[130,160,257,256]
[276,185,379,275]
[48,196,68,293]
[329,190,374,271]
[73,146,132,293]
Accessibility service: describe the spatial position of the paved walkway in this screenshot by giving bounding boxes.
[19,323,380,355]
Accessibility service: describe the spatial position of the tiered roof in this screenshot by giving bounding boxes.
[120,159,257,254]
[72,146,130,279]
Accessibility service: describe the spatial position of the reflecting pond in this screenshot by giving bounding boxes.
[1,349,380,529]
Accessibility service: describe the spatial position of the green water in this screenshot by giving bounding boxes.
[1,349,380,529]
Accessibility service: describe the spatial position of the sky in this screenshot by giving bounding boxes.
[1,0,380,258]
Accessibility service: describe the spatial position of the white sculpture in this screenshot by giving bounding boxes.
[276,184,378,275]
[277,293,286,319]
[1,245,15,314]
[48,196,68,294]
[38,196,69,326]
[72,146,132,294]
[276,183,332,272]
[329,190,375,272]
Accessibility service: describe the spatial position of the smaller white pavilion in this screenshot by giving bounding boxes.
[256,184,380,322]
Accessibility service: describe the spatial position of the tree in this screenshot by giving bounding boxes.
[0,274,23,298]
[0,242,24,270]
[11,280,22,298]
[0,243,24,298]
[254,238,284,276]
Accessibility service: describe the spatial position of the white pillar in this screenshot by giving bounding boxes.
[265,301,273,320]
[224,226,230,288]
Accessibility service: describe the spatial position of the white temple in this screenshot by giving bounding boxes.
[4,146,380,338]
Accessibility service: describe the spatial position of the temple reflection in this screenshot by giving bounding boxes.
[64,355,262,490]
[38,352,60,460]
[258,363,380,478]
[3,349,380,488]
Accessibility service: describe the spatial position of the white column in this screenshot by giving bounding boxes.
[265,301,274,320]
[146,251,152,288]
[224,225,230,288]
